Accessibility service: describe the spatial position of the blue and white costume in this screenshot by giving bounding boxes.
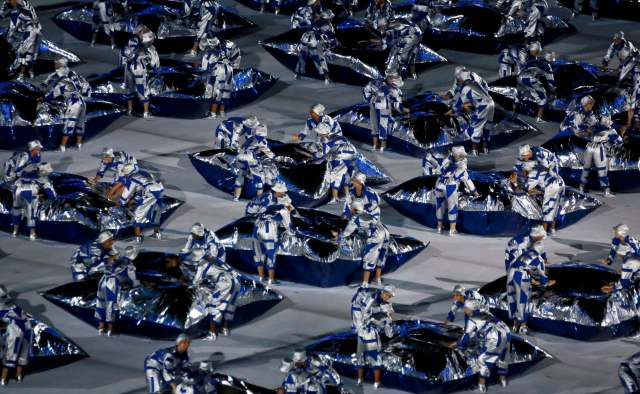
[282,363,310,394]
[299,114,342,142]
[517,55,555,108]
[43,74,87,138]
[305,357,343,394]
[196,0,224,47]
[446,288,482,323]
[559,103,598,135]
[452,73,494,146]
[496,0,523,16]
[95,255,138,324]
[504,233,547,271]
[515,146,564,226]
[434,152,477,225]
[363,77,404,142]
[339,212,390,272]
[0,0,41,74]
[576,120,623,190]
[123,33,159,105]
[343,186,380,220]
[241,133,275,161]
[0,302,32,370]
[291,4,319,29]
[252,203,291,270]
[296,28,329,78]
[144,346,189,393]
[180,227,226,262]
[70,240,118,281]
[506,248,548,325]
[364,0,394,30]
[214,117,258,149]
[350,287,394,370]
[202,53,233,106]
[245,189,289,216]
[606,236,640,265]
[524,1,546,41]
[222,39,241,68]
[603,35,638,75]
[96,150,138,184]
[498,46,524,77]
[324,138,356,192]
[457,309,511,380]
[382,19,422,75]
[119,170,164,228]
[617,258,640,291]
[233,150,265,193]
[192,259,239,327]
[11,167,56,231]
[41,66,91,98]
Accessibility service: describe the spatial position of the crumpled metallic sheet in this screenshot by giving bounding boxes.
[480,261,640,340]
[261,23,446,86]
[305,319,549,391]
[619,351,640,393]
[40,252,283,339]
[332,92,537,158]
[189,139,390,207]
[0,306,87,373]
[0,81,125,150]
[90,64,278,117]
[171,369,276,394]
[382,172,601,236]
[214,208,427,287]
[53,2,256,50]
[0,173,183,243]
[37,39,81,64]
[490,60,627,122]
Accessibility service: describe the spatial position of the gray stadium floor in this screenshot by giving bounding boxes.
[1,2,639,393]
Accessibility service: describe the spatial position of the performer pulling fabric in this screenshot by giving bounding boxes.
[144,334,191,393]
[0,285,33,387]
[350,285,396,389]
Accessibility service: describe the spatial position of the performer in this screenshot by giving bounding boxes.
[512,144,564,234]
[517,42,555,123]
[201,38,234,119]
[70,231,118,281]
[214,115,260,149]
[337,200,390,286]
[11,161,55,240]
[504,225,548,271]
[434,146,479,236]
[447,67,494,155]
[364,0,394,32]
[343,173,380,220]
[91,0,116,48]
[118,164,164,242]
[121,26,159,119]
[180,222,226,262]
[41,59,90,152]
[443,284,482,324]
[191,248,239,341]
[362,72,406,152]
[95,245,139,336]
[252,192,293,285]
[144,334,191,393]
[506,246,552,334]
[454,299,510,392]
[350,285,396,388]
[0,0,41,80]
[294,103,342,142]
[603,224,640,266]
[0,285,32,387]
